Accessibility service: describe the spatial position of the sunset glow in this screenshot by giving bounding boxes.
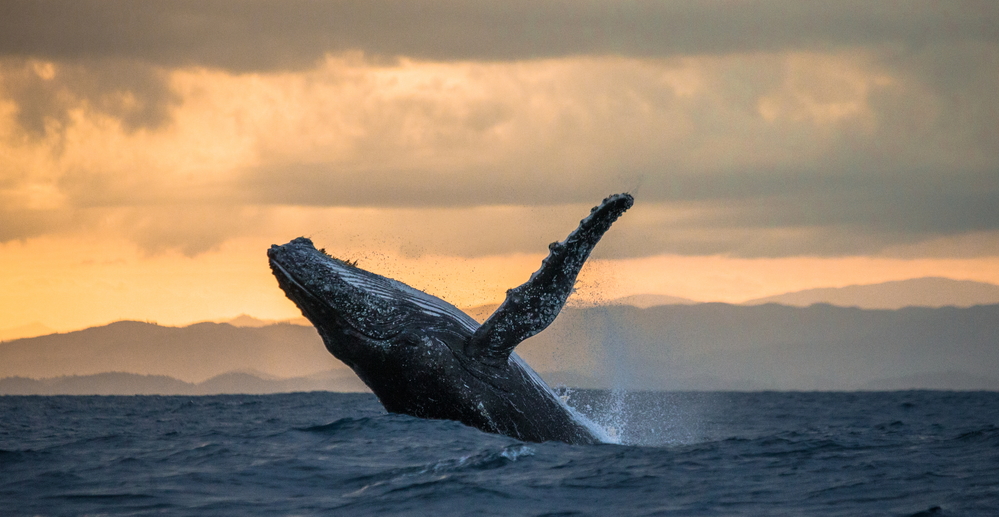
[2,1,997,333]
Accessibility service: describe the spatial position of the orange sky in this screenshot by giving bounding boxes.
[1,2,998,333]
[3,232,998,333]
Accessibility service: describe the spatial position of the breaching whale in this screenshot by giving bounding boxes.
[268,193,633,444]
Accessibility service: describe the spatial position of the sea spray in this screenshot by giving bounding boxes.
[553,306,702,446]
[594,306,633,443]
[560,389,702,446]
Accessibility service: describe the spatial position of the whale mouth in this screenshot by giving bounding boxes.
[268,259,327,320]
[268,257,356,335]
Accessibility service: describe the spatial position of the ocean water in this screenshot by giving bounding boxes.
[1,391,997,516]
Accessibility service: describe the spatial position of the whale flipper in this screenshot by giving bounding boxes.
[466,193,634,365]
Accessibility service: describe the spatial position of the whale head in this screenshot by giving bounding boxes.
[267,237,480,400]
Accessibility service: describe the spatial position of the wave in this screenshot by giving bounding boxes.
[418,444,535,474]
[953,425,999,444]
[3,391,997,516]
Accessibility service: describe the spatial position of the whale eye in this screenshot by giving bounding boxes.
[398,331,424,348]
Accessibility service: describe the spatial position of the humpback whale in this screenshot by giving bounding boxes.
[268,193,633,444]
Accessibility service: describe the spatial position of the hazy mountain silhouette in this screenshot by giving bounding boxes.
[0,370,368,395]
[0,321,342,382]
[743,277,999,309]
[222,314,310,327]
[462,294,698,321]
[606,294,699,308]
[516,303,999,391]
[4,303,999,393]
[860,371,999,391]
[0,322,54,341]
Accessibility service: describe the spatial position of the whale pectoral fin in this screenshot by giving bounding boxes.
[466,193,634,365]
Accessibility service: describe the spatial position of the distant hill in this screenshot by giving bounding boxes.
[860,371,999,391]
[461,293,699,320]
[0,321,342,383]
[743,277,999,309]
[223,314,310,327]
[0,370,369,396]
[0,322,54,341]
[5,303,999,393]
[606,294,699,308]
[460,277,999,316]
[515,303,999,391]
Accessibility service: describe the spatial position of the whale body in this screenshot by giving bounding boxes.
[268,193,633,444]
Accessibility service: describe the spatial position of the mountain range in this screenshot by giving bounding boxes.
[3,301,998,394]
[0,370,367,396]
[4,277,997,342]
[0,322,54,342]
[606,293,699,308]
[741,277,999,309]
[518,303,999,391]
[0,321,338,383]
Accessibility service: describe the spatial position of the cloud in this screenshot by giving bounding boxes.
[0,58,177,136]
[2,1,997,69]
[0,4,996,259]
[0,208,69,241]
[228,52,998,255]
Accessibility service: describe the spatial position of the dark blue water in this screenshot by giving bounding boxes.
[2,391,997,516]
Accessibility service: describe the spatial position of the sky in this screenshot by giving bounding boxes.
[1,1,998,332]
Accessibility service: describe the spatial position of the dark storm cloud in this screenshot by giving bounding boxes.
[0,208,69,241]
[228,32,999,258]
[2,0,997,70]
[0,58,177,135]
[2,1,997,259]
[240,158,999,258]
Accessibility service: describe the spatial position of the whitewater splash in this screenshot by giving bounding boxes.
[544,306,701,447]
[559,388,703,447]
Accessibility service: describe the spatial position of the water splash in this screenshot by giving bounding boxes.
[555,307,701,447]
[557,388,620,444]
[561,388,701,447]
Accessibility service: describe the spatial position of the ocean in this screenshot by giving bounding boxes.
[1,390,997,516]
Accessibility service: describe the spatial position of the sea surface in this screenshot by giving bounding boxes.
[1,390,997,516]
